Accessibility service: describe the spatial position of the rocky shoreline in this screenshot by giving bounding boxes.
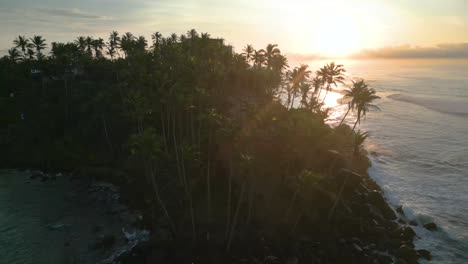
[15,164,438,264]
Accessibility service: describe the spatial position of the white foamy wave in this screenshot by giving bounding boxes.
[389,94,468,117]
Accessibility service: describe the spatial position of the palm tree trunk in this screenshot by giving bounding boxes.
[338,106,351,126]
[226,179,246,251]
[225,158,233,239]
[352,117,359,131]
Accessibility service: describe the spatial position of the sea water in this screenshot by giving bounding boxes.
[323,59,468,263]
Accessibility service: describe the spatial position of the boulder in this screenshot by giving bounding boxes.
[417,249,432,260]
[396,244,418,262]
[401,227,416,241]
[423,222,437,231]
[396,206,404,215]
[368,191,397,220]
[409,220,418,226]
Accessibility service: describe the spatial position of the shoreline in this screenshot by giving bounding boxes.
[1,157,434,263]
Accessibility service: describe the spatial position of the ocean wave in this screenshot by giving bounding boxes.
[389,94,468,117]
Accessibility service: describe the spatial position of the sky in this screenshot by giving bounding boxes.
[0,0,467,58]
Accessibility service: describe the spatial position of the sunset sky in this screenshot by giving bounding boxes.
[1,0,467,57]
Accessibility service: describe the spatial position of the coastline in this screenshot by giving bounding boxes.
[1,152,433,264]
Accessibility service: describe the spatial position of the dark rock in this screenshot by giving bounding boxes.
[409,220,418,226]
[64,241,70,247]
[398,219,406,225]
[401,227,416,241]
[88,234,116,250]
[396,206,404,215]
[423,222,437,231]
[417,249,432,260]
[368,191,397,220]
[397,244,418,262]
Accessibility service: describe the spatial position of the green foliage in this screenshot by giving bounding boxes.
[0,30,377,251]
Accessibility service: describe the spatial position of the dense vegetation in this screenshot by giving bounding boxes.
[0,30,394,263]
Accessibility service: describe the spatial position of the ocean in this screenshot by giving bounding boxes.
[319,59,468,263]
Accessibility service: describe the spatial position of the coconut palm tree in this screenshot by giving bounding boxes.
[186,29,199,40]
[263,44,281,69]
[135,36,147,51]
[8,48,21,63]
[252,50,265,67]
[352,86,380,131]
[151,31,162,51]
[121,32,135,57]
[316,62,345,103]
[311,76,323,96]
[107,31,120,59]
[75,36,87,54]
[30,35,47,58]
[92,38,105,58]
[241,44,254,64]
[353,130,369,156]
[13,36,31,58]
[85,36,94,57]
[170,33,178,43]
[26,48,35,60]
[339,79,367,126]
[270,54,288,73]
[287,65,310,108]
[299,82,312,108]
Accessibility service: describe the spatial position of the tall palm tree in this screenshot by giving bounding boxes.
[121,32,135,57]
[299,82,312,108]
[151,31,162,51]
[316,62,346,103]
[75,36,87,54]
[263,44,280,69]
[169,33,178,43]
[186,29,198,40]
[85,36,94,57]
[13,36,31,58]
[30,35,47,58]
[8,48,21,63]
[241,44,254,64]
[270,54,288,73]
[252,50,265,67]
[92,38,105,58]
[26,48,35,60]
[108,31,120,59]
[136,36,147,51]
[311,76,323,96]
[338,79,367,126]
[352,86,380,131]
[288,64,311,108]
[353,130,369,156]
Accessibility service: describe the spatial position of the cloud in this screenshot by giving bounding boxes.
[351,43,468,59]
[34,8,112,21]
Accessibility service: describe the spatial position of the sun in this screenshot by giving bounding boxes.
[313,13,361,57]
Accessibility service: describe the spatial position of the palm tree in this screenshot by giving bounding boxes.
[170,33,178,43]
[85,36,94,57]
[92,38,105,58]
[120,32,136,57]
[252,50,265,67]
[135,36,147,51]
[299,82,312,108]
[353,130,369,156]
[241,44,254,64]
[316,62,346,103]
[13,36,31,58]
[288,64,311,108]
[8,48,21,63]
[270,54,288,73]
[26,48,35,60]
[186,29,198,40]
[108,31,120,59]
[352,86,380,131]
[338,79,367,126]
[30,35,47,58]
[263,44,280,69]
[151,32,162,51]
[75,36,87,54]
[311,76,323,96]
